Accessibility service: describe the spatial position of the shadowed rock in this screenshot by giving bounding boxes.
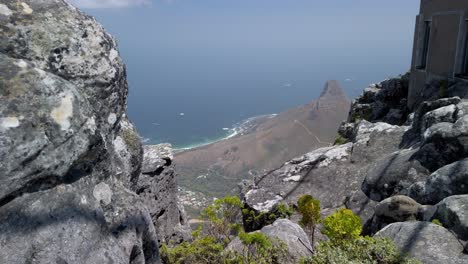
[376,222,468,264]
[0,1,160,263]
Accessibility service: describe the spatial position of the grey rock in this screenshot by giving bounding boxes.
[375,195,425,222]
[0,0,128,132]
[431,195,468,240]
[337,121,355,141]
[242,121,407,231]
[0,1,160,263]
[137,144,192,246]
[348,75,409,125]
[260,219,313,261]
[413,114,468,172]
[408,158,468,205]
[422,122,460,141]
[0,179,160,264]
[420,104,457,134]
[361,87,380,103]
[362,149,429,201]
[227,219,312,264]
[377,75,410,102]
[364,195,429,235]
[412,97,462,135]
[375,222,468,264]
[113,116,144,190]
[0,54,95,200]
[454,114,468,136]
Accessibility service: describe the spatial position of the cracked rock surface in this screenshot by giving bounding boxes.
[0,1,161,263]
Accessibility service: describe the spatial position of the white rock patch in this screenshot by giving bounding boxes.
[14,60,28,69]
[318,143,352,168]
[283,175,301,182]
[0,4,13,16]
[107,113,117,125]
[93,183,112,206]
[109,49,118,61]
[1,117,20,129]
[21,2,33,14]
[86,117,97,133]
[50,93,74,131]
[253,195,283,213]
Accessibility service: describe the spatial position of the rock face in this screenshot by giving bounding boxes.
[349,74,410,125]
[375,222,468,264]
[407,158,468,205]
[227,219,312,264]
[241,74,468,262]
[137,144,192,246]
[363,195,429,235]
[0,1,165,263]
[242,119,408,231]
[431,195,468,240]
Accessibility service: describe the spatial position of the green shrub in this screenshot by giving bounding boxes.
[162,196,289,264]
[233,232,288,264]
[121,128,141,154]
[333,135,348,145]
[160,235,225,264]
[431,219,443,226]
[297,195,321,245]
[242,203,293,231]
[300,236,421,264]
[201,196,243,244]
[321,209,362,242]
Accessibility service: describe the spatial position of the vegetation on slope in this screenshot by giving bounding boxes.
[161,195,420,264]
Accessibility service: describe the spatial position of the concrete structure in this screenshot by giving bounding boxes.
[409,0,468,109]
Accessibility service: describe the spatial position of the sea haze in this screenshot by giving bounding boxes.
[83,0,420,149]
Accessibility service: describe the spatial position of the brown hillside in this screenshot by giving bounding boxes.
[175,81,351,214]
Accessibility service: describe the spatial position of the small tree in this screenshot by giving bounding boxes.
[297,195,321,245]
[321,208,362,242]
[201,196,243,245]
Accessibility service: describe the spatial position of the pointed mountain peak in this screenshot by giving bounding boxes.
[319,80,346,99]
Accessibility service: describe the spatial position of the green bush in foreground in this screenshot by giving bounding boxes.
[242,203,294,231]
[300,237,421,264]
[201,195,244,244]
[321,208,362,242]
[162,196,420,264]
[235,232,288,264]
[301,208,420,264]
[297,195,321,245]
[161,196,288,264]
[160,234,224,264]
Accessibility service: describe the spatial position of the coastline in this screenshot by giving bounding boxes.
[165,113,278,153]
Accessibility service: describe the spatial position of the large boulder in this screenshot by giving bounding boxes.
[362,149,429,201]
[431,195,468,240]
[0,180,159,264]
[375,222,468,264]
[364,195,429,235]
[0,1,160,263]
[137,144,192,246]
[408,158,468,205]
[227,219,313,264]
[348,74,410,125]
[411,97,462,137]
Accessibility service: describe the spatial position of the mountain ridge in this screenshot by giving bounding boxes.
[174,80,351,215]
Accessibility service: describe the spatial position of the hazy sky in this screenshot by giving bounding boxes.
[71,0,421,147]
